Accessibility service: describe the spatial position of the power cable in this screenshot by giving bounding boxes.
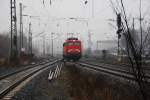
[108,0,118,15]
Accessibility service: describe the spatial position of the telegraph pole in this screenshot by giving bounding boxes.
[19,3,23,54]
[88,31,92,54]
[84,0,94,18]
[96,41,100,51]
[43,35,45,56]
[86,21,91,54]
[28,23,32,55]
[92,0,94,18]
[10,0,18,63]
[51,32,54,57]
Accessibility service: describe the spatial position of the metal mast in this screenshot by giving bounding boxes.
[43,35,45,56]
[87,30,92,54]
[28,23,32,55]
[19,3,23,53]
[10,0,18,62]
[51,32,54,57]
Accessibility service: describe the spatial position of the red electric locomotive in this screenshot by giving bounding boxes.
[63,38,82,61]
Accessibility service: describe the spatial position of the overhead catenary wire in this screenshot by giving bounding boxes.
[108,0,118,15]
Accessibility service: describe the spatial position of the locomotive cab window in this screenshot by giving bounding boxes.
[63,43,67,46]
[74,42,80,46]
[67,42,74,46]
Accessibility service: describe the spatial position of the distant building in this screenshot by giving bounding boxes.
[96,40,117,51]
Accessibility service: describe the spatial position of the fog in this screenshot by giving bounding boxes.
[0,0,150,54]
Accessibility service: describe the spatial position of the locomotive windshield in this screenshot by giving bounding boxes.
[74,42,80,46]
[68,42,74,46]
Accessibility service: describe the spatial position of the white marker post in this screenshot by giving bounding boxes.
[48,70,54,80]
[54,65,59,78]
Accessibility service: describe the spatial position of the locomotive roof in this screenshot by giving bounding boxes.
[67,38,78,40]
[65,39,81,42]
[66,38,81,42]
[64,37,81,42]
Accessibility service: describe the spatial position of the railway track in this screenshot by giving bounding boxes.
[78,62,150,83]
[0,58,57,80]
[0,59,61,99]
[80,60,150,75]
[81,59,150,70]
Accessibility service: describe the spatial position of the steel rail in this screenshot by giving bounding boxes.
[81,60,150,70]
[80,59,150,70]
[80,61,150,74]
[0,59,61,99]
[78,62,150,83]
[0,58,56,80]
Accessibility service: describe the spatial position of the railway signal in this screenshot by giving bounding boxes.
[117,13,121,29]
[117,13,122,39]
[116,13,123,61]
[84,0,88,4]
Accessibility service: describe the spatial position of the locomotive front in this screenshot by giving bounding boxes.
[63,38,82,61]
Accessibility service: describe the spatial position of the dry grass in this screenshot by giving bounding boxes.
[63,63,143,100]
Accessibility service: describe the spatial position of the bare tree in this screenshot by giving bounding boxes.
[109,0,149,99]
[120,0,148,100]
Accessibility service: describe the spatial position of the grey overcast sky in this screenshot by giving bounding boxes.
[0,0,150,52]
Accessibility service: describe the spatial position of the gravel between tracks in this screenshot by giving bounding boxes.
[11,63,71,100]
[0,65,30,76]
[0,58,55,76]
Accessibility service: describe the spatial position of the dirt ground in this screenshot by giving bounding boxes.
[65,62,144,100]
